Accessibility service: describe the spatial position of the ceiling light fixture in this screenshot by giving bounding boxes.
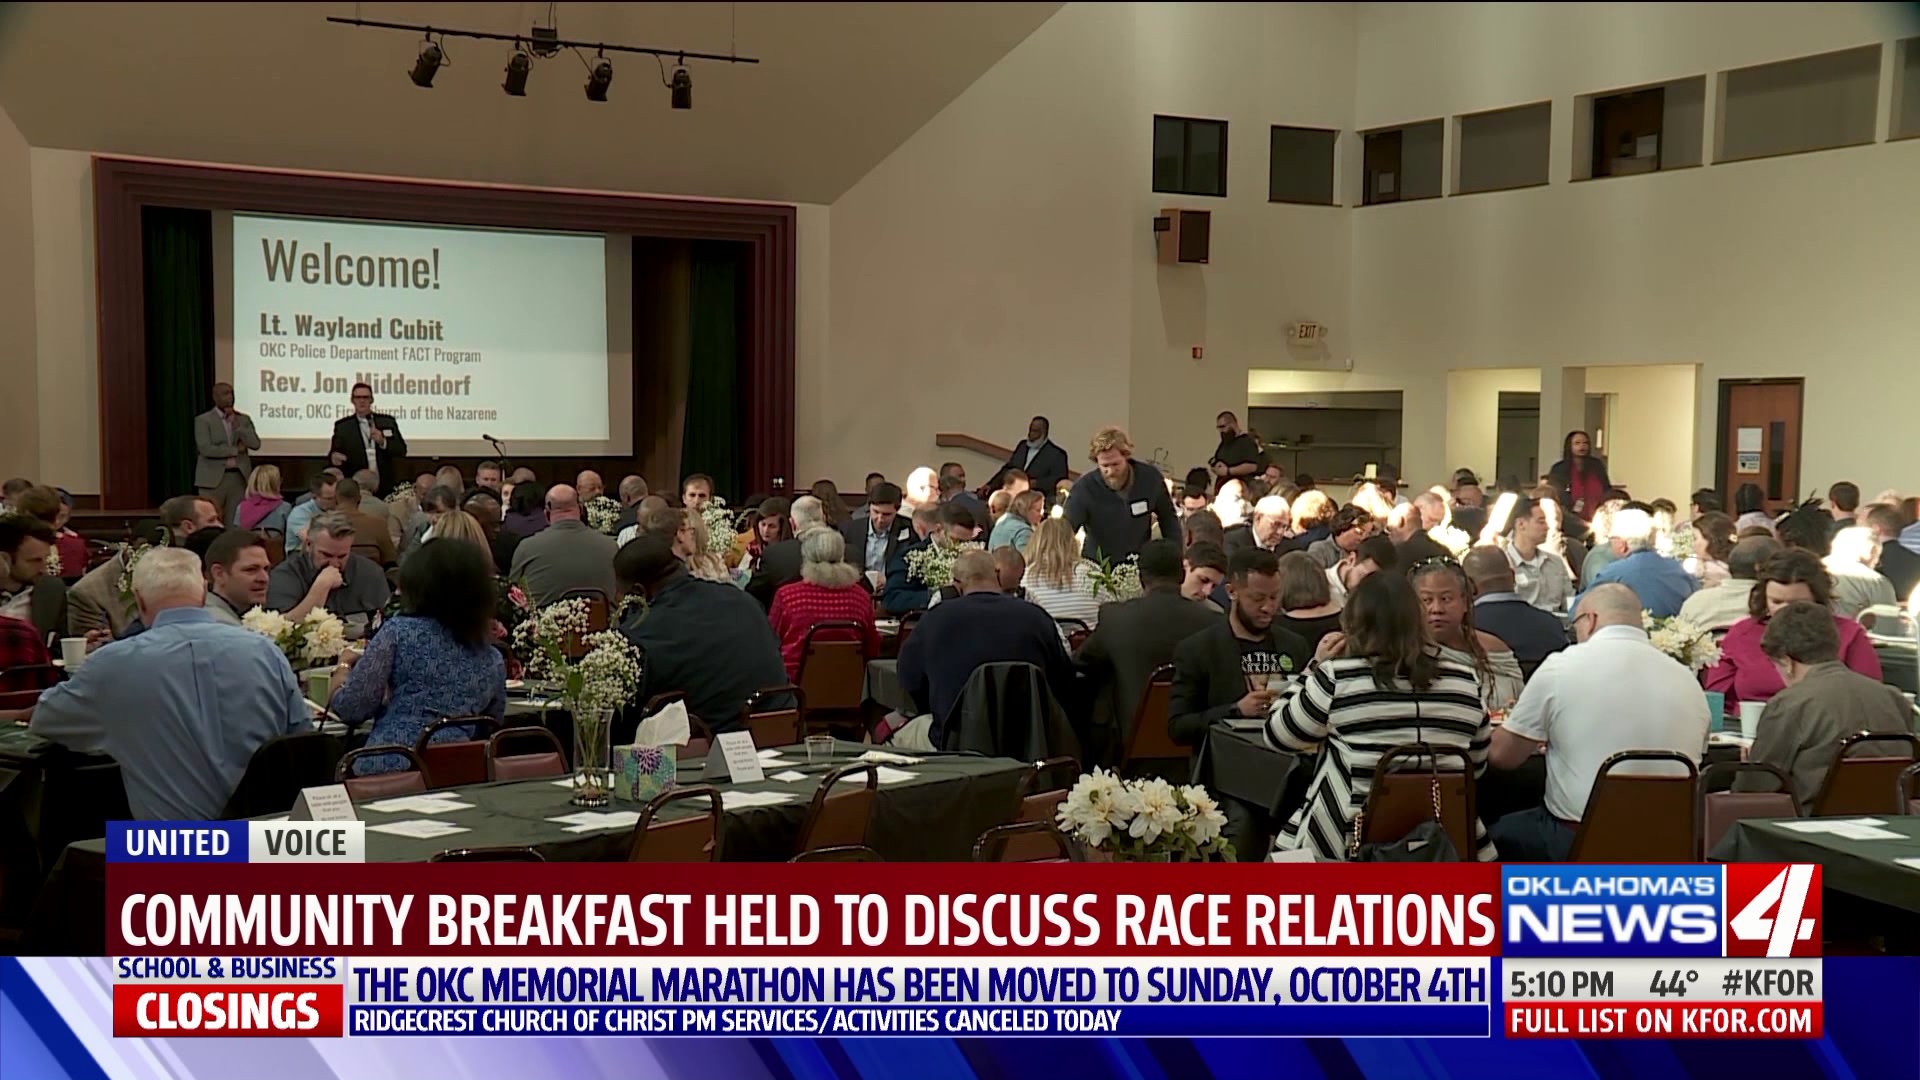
[584,50,613,102]
[670,57,692,110]
[329,15,758,106]
[409,36,444,88]
[502,44,532,96]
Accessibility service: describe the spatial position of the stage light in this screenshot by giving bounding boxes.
[670,63,691,110]
[584,51,612,101]
[409,37,444,88]
[503,47,531,95]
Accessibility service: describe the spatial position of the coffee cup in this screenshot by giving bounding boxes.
[60,637,89,669]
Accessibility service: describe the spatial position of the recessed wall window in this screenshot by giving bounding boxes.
[1455,102,1551,194]
[1268,126,1337,205]
[1582,77,1706,179]
[1718,46,1880,163]
[1896,38,1920,140]
[1361,120,1442,205]
[1153,115,1228,197]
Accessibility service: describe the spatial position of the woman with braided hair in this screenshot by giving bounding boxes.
[1410,557,1526,719]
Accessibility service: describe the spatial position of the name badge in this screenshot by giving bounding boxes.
[1130,500,1149,517]
[896,528,911,542]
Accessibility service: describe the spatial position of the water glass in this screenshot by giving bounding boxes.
[806,735,835,764]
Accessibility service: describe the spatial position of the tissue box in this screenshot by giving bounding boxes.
[613,745,677,803]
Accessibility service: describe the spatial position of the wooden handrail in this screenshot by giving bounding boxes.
[934,433,1081,481]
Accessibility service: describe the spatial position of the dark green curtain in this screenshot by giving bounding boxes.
[142,207,215,504]
[679,241,745,501]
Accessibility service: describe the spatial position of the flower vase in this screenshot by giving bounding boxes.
[571,706,614,807]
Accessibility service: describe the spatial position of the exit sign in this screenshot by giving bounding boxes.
[1289,321,1327,343]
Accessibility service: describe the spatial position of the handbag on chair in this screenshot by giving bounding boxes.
[1346,700,1461,863]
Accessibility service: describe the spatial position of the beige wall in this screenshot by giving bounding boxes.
[1444,368,1539,485]
[0,107,37,480]
[1350,2,1920,499]
[1584,364,1699,508]
[1127,2,1357,476]
[819,2,1136,485]
[29,148,96,493]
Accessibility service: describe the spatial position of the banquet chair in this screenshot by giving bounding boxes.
[415,715,500,789]
[334,746,428,799]
[790,845,881,863]
[557,590,612,659]
[1001,757,1079,860]
[628,786,723,862]
[796,621,868,729]
[1569,750,1699,862]
[794,763,878,857]
[0,690,43,712]
[220,731,338,818]
[973,820,1078,862]
[1055,617,1092,652]
[894,610,925,655]
[1117,666,1181,778]
[1900,762,1920,815]
[350,541,388,566]
[1699,761,1797,857]
[1358,745,1476,860]
[741,685,805,748]
[487,727,568,781]
[430,846,544,862]
[1810,732,1920,816]
[261,533,286,567]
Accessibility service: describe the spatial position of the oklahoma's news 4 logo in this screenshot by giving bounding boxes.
[1724,863,1821,957]
[1502,864,1821,957]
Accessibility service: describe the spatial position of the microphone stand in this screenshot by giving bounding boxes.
[484,435,512,481]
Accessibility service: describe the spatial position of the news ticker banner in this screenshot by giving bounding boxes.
[103,821,1825,1040]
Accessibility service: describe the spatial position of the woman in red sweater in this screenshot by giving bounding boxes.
[768,528,880,679]
[1704,549,1881,709]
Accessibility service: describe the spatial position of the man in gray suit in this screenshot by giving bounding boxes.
[193,382,259,526]
[509,484,617,605]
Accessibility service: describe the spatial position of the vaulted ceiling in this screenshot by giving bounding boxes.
[0,1,1062,203]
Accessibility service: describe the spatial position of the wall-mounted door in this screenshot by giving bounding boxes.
[1716,379,1803,513]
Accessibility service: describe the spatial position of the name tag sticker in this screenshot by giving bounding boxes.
[1130,500,1149,517]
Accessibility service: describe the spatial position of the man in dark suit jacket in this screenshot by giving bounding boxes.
[327,382,408,494]
[882,506,943,615]
[840,482,912,581]
[1167,548,1309,749]
[1462,547,1569,670]
[1074,540,1221,765]
[994,416,1070,504]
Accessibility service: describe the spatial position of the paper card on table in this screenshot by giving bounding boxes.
[1895,858,1920,873]
[288,785,357,822]
[366,819,469,839]
[551,779,577,788]
[856,750,923,766]
[1775,817,1904,840]
[758,748,794,762]
[872,767,917,785]
[556,811,640,833]
[720,790,796,810]
[635,701,692,747]
[770,770,810,783]
[706,731,766,784]
[362,796,475,815]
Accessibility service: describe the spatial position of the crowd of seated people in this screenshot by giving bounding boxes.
[2,413,1917,872]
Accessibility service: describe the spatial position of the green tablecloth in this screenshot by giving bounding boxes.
[345,740,1024,862]
[866,659,914,715]
[1713,816,1920,914]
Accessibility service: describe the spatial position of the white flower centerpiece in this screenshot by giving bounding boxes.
[904,540,983,590]
[1087,555,1142,603]
[1055,768,1233,861]
[1643,611,1721,672]
[700,498,742,561]
[513,598,644,807]
[584,495,624,536]
[242,607,347,668]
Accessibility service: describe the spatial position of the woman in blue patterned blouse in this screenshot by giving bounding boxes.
[333,537,505,774]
